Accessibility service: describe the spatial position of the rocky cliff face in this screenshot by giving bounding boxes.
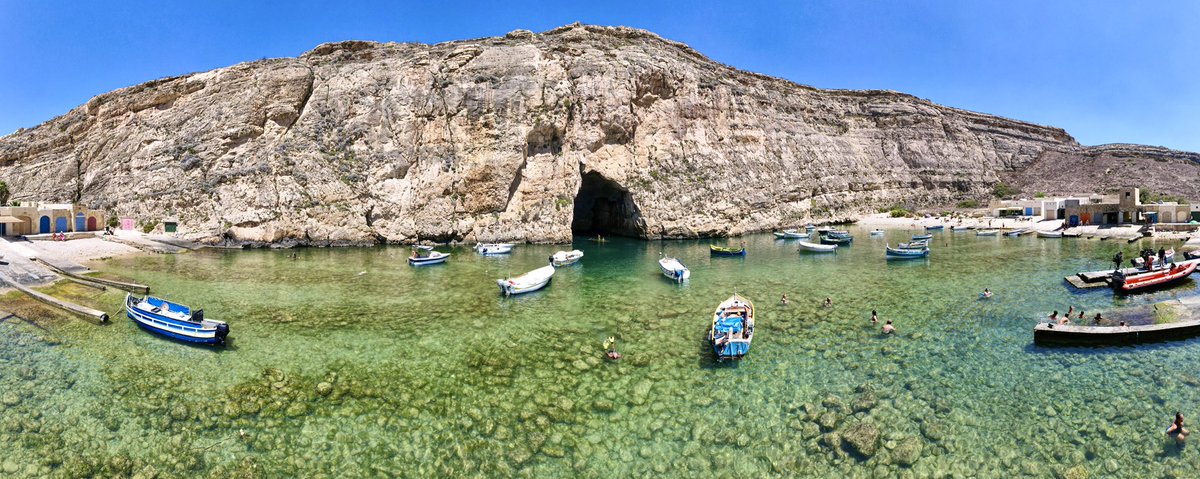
[1,24,1195,245]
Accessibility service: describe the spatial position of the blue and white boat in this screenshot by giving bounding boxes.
[911,234,933,241]
[659,256,691,282]
[709,294,755,361]
[886,244,930,259]
[896,240,928,249]
[408,249,450,266]
[124,294,229,346]
[925,225,945,231]
[773,229,808,239]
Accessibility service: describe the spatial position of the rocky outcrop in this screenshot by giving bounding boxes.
[0,23,1195,245]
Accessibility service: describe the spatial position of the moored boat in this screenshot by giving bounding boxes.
[896,240,929,249]
[1132,249,1176,268]
[1111,261,1197,293]
[124,294,229,346]
[886,244,930,259]
[709,294,755,361]
[408,249,450,266]
[975,229,999,236]
[710,245,747,256]
[951,225,971,231]
[869,229,884,236]
[798,240,837,253]
[773,229,808,239]
[1036,230,1063,238]
[659,256,691,282]
[820,235,853,245]
[475,243,514,255]
[497,265,556,295]
[925,225,945,231]
[549,250,584,267]
[911,234,932,241]
[1004,229,1027,237]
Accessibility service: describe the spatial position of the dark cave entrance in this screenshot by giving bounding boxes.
[571,172,646,238]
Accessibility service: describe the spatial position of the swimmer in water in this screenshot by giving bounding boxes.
[981,288,992,298]
[1167,412,1189,445]
[871,310,878,324]
[882,319,895,335]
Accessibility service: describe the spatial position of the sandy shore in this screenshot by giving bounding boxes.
[24,237,143,265]
[856,213,1055,231]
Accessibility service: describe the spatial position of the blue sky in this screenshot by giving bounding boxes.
[1,1,1197,151]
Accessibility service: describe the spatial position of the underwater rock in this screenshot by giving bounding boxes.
[817,412,840,431]
[1062,464,1089,479]
[592,399,615,413]
[1,393,19,406]
[821,394,846,413]
[841,422,881,458]
[316,382,333,396]
[890,437,923,466]
[920,420,946,442]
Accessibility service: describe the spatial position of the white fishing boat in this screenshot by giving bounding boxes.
[869,229,885,236]
[773,229,808,239]
[408,250,450,266]
[798,240,837,253]
[497,265,555,295]
[1036,230,1063,238]
[951,225,971,231]
[475,243,514,255]
[550,250,584,267]
[659,256,691,282]
[975,229,999,236]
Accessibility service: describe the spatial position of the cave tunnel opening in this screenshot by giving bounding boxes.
[571,172,646,238]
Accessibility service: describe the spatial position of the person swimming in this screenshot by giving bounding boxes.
[1167,412,1189,445]
[882,319,895,335]
[780,294,789,305]
[824,297,833,308]
[1048,310,1058,322]
[871,310,878,324]
[981,288,993,298]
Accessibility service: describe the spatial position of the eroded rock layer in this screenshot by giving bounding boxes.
[1,24,1194,245]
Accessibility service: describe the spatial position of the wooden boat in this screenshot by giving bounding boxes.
[710,245,747,256]
[659,256,691,282]
[886,244,930,259]
[798,240,837,253]
[820,235,852,245]
[475,243,514,255]
[408,249,450,266]
[911,234,933,241]
[550,250,584,267]
[1036,230,1063,238]
[709,294,755,361]
[897,240,929,249]
[1133,249,1176,268]
[497,265,555,295]
[975,229,999,236]
[1111,261,1198,293]
[925,225,945,231]
[869,229,884,236]
[124,294,229,346]
[825,230,851,237]
[1004,229,1027,237]
[773,229,808,239]
[951,225,971,231]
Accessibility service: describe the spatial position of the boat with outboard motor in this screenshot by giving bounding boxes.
[798,240,837,252]
[475,243,514,255]
[925,225,945,231]
[820,235,853,245]
[408,248,450,266]
[497,265,555,295]
[911,234,932,241]
[1111,261,1198,293]
[869,229,884,236]
[124,294,229,345]
[773,229,808,239]
[1036,230,1063,238]
[1132,249,1175,268]
[550,250,584,267]
[659,256,691,282]
[975,229,999,236]
[709,294,755,361]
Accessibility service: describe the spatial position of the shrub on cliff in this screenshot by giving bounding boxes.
[0,180,9,206]
[993,182,1016,198]
[889,207,912,218]
[956,199,979,209]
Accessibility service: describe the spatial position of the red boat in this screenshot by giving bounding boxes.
[1111,261,1198,293]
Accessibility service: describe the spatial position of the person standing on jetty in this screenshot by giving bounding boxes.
[1113,251,1124,271]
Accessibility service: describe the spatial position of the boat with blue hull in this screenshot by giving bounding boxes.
[911,234,933,241]
[925,225,945,231]
[124,294,229,346]
[709,294,755,361]
[408,249,449,266]
[886,244,930,259]
[820,235,853,245]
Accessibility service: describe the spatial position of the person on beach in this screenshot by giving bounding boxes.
[780,294,788,305]
[1167,412,1189,445]
[871,310,878,324]
[824,297,833,308]
[882,320,895,335]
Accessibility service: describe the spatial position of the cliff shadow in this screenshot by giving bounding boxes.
[571,171,647,238]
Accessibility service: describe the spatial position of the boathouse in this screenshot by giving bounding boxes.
[0,203,107,237]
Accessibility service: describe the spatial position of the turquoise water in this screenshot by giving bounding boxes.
[3,228,1200,477]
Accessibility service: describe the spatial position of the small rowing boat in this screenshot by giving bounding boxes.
[659,256,691,282]
[124,294,229,346]
[951,225,971,231]
[709,294,755,361]
[710,245,747,256]
[798,240,837,253]
[820,235,853,245]
[1036,230,1063,238]
[475,243,514,255]
[869,229,884,236]
[911,234,932,241]
[925,225,945,231]
[897,240,929,249]
[408,249,450,266]
[497,265,555,295]
[1111,261,1197,293]
[886,244,930,259]
[550,250,584,267]
[975,229,999,236]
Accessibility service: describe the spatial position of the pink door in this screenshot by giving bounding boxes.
[120,218,135,230]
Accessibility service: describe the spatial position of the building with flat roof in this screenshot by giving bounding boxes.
[0,203,107,237]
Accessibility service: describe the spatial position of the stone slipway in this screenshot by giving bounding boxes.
[1034,297,1200,346]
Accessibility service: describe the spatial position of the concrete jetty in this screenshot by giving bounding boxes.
[0,272,109,322]
[32,258,149,294]
[1064,258,1200,289]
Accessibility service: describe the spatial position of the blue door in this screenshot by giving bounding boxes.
[1024,207,1033,216]
[75,213,86,232]
[0,224,6,236]
[55,217,67,233]
[39,216,51,234]
[1069,215,1079,227]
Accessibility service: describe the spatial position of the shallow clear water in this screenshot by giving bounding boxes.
[3,228,1200,477]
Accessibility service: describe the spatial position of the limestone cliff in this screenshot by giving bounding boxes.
[0,24,1194,245]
